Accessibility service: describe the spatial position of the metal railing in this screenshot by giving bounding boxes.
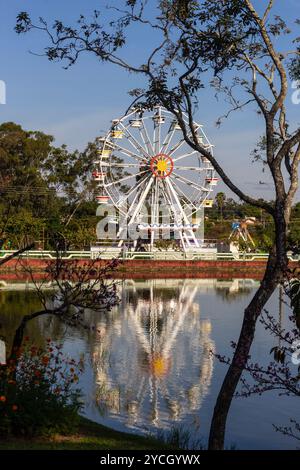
[0,249,298,262]
[0,250,91,260]
[114,251,271,261]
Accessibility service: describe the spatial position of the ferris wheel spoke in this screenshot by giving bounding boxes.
[119,122,150,158]
[153,122,159,155]
[116,176,153,243]
[162,179,184,221]
[154,178,160,224]
[157,121,161,155]
[170,177,199,211]
[172,150,198,163]
[161,185,181,217]
[106,169,148,188]
[168,138,186,157]
[139,127,152,156]
[153,107,163,154]
[140,119,154,154]
[117,174,150,206]
[171,171,210,192]
[160,125,176,155]
[160,180,175,213]
[119,183,147,221]
[110,141,145,162]
[127,176,154,225]
[105,162,141,168]
[172,166,204,171]
[128,178,148,208]
[165,177,191,225]
[168,125,201,157]
[165,178,200,251]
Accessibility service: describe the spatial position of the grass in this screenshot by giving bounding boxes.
[0,416,171,450]
[155,426,205,450]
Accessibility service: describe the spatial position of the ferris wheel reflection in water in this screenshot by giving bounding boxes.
[90,279,215,433]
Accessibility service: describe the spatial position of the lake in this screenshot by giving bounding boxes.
[0,278,298,449]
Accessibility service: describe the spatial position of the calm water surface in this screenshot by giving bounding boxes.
[0,278,298,449]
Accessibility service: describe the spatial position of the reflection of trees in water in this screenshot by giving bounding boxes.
[0,289,93,355]
[214,287,252,302]
[91,280,215,431]
[0,291,45,351]
[214,279,257,303]
[39,313,72,342]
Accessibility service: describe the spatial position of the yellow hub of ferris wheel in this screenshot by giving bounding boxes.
[156,159,168,172]
[150,153,174,178]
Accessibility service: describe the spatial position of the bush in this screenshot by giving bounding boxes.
[0,339,83,438]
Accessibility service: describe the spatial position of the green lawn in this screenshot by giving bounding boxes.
[0,416,170,450]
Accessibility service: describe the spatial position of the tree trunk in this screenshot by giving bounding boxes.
[208,246,283,449]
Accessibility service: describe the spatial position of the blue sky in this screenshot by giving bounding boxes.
[0,0,299,200]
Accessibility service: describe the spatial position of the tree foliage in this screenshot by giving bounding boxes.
[0,122,100,249]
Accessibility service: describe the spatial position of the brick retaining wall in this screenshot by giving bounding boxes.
[0,257,299,280]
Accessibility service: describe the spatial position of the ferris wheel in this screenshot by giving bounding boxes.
[93,106,218,251]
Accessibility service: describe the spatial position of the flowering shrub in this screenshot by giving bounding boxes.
[0,339,83,437]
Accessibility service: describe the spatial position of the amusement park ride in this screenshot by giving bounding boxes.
[229,217,257,252]
[92,106,218,252]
